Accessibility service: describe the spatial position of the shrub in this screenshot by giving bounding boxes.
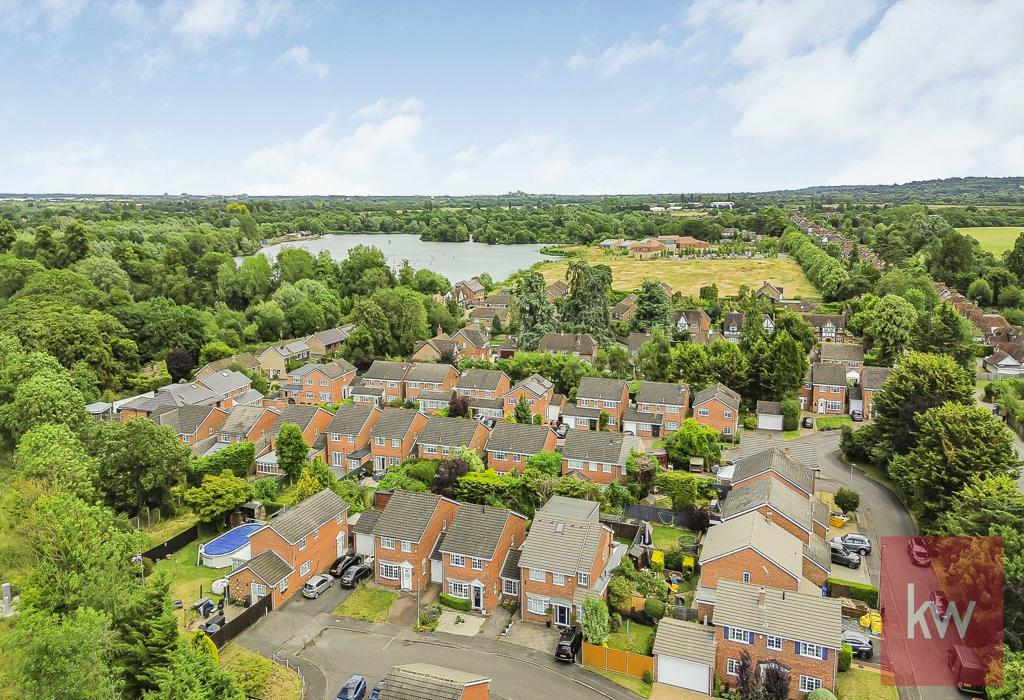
[780,397,800,431]
[695,477,718,500]
[663,546,684,572]
[224,647,273,697]
[252,477,279,502]
[683,503,712,533]
[607,575,632,613]
[743,414,757,430]
[806,689,838,700]
[642,669,653,685]
[834,486,860,514]
[644,598,666,620]
[581,596,610,645]
[828,578,879,608]
[838,643,853,672]
[439,593,471,612]
[650,550,665,572]
[609,612,622,631]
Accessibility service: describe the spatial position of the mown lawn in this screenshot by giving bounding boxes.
[817,416,853,431]
[536,246,819,298]
[836,667,899,700]
[151,539,229,624]
[957,226,1024,255]
[588,668,652,698]
[651,525,697,551]
[607,621,655,654]
[220,644,302,700]
[332,585,398,622]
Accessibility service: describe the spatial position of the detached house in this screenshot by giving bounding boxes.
[151,404,228,447]
[546,280,569,302]
[403,363,459,402]
[416,415,490,459]
[723,312,745,341]
[284,359,356,405]
[195,370,253,408]
[227,489,349,609]
[456,368,511,400]
[537,332,597,364]
[412,327,491,364]
[305,325,353,357]
[565,377,630,431]
[713,580,842,699]
[672,309,712,336]
[801,313,847,343]
[612,295,637,323]
[363,360,410,403]
[257,340,311,379]
[860,366,891,420]
[369,409,427,475]
[438,505,527,613]
[468,306,509,333]
[755,281,784,303]
[373,490,459,592]
[818,343,864,381]
[216,405,280,446]
[382,664,491,700]
[629,238,666,259]
[504,373,555,421]
[451,279,486,306]
[800,364,847,415]
[195,352,259,381]
[631,381,690,436]
[256,405,334,477]
[730,448,816,499]
[518,496,623,627]
[692,383,741,437]
[485,422,556,475]
[561,430,643,485]
[719,478,828,544]
[326,404,382,475]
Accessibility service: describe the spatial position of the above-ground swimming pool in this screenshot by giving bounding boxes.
[198,522,266,568]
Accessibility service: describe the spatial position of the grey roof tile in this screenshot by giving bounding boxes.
[327,404,378,435]
[807,363,847,386]
[456,369,506,392]
[270,405,324,435]
[861,366,892,391]
[415,416,482,449]
[652,619,717,665]
[721,478,813,532]
[233,549,293,586]
[820,343,864,362]
[439,505,523,560]
[351,509,382,535]
[485,422,553,455]
[197,369,251,395]
[561,430,640,465]
[364,360,410,381]
[268,489,348,544]
[733,448,814,494]
[221,405,275,436]
[635,381,688,407]
[693,383,741,411]
[576,377,628,401]
[369,408,422,439]
[405,363,457,383]
[713,579,842,649]
[381,663,489,700]
[373,491,450,543]
[499,548,521,580]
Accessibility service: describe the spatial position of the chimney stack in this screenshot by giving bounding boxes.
[757,587,767,610]
[765,509,773,525]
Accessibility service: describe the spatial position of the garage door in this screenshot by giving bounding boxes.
[657,656,711,694]
[758,414,783,431]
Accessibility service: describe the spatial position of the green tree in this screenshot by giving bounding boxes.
[779,397,800,431]
[833,487,860,513]
[144,637,244,700]
[607,575,632,613]
[655,471,699,510]
[935,474,1024,536]
[672,343,713,391]
[61,220,91,265]
[0,367,89,447]
[630,279,670,332]
[663,419,722,469]
[637,326,673,382]
[868,294,918,366]
[183,470,254,523]
[111,574,180,697]
[581,596,610,645]
[914,301,976,368]
[512,272,557,350]
[13,423,99,501]
[92,418,192,514]
[275,423,308,483]
[1004,232,1024,283]
[275,247,316,284]
[704,339,748,390]
[562,259,613,343]
[513,395,533,424]
[768,330,808,400]
[292,459,337,502]
[889,403,1020,527]
[0,217,15,253]
[199,341,234,366]
[967,278,993,305]
[625,450,659,497]
[988,648,1024,700]
[524,450,561,476]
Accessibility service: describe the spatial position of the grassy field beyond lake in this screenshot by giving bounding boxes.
[957,226,1024,254]
[537,247,819,298]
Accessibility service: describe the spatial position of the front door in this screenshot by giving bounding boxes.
[374,456,387,474]
[336,532,346,557]
[471,585,483,610]
[817,398,826,414]
[555,604,570,627]
[652,425,661,438]
[400,563,412,591]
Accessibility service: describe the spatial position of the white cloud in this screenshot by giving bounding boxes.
[165,0,298,44]
[567,37,673,78]
[351,97,422,120]
[700,0,1024,183]
[239,99,426,195]
[273,45,329,78]
[0,0,89,33]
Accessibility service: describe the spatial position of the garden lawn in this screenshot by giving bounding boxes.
[536,247,819,298]
[607,621,655,655]
[151,539,229,615]
[835,667,899,700]
[816,416,853,431]
[651,525,697,551]
[332,585,398,622]
[588,668,652,698]
[141,512,198,548]
[957,226,1024,255]
[220,644,302,700]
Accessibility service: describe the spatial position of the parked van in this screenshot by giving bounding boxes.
[946,645,987,697]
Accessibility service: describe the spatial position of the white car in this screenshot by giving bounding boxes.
[301,574,334,599]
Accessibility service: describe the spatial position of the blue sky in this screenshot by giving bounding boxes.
[1,0,1022,195]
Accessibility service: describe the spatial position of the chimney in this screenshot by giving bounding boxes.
[373,489,394,510]
[757,587,767,610]
[765,509,773,525]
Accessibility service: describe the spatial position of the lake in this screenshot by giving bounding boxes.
[249,233,556,283]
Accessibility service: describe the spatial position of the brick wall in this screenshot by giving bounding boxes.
[716,628,837,699]
[700,549,800,592]
[442,514,526,612]
[810,385,847,415]
[693,398,739,436]
[375,499,458,592]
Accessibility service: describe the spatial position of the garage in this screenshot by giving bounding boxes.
[755,400,783,432]
[653,618,716,694]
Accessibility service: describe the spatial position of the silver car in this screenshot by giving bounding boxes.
[301,574,334,599]
[835,533,871,555]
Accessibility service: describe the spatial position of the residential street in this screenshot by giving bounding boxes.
[236,585,633,700]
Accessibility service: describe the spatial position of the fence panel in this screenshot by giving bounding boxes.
[581,642,653,678]
[209,595,271,648]
[624,504,693,528]
[142,524,200,562]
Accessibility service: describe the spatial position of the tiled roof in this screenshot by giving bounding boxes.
[291,358,356,380]
[807,363,847,386]
[693,383,741,410]
[268,489,348,544]
[652,619,716,665]
[373,491,449,543]
[440,505,522,560]
[351,509,381,535]
[576,377,628,401]
[861,366,892,391]
[151,404,220,436]
[803,534,831,572]
[623,407,663,425]
[232,549,293,586]
[500,548,521,580]
[635,381,688,407]
[519,498,607,576]
[221,405,275,436]
[538,332,597,356]
[381,663,489,700]
[510,373,554,397]
[452,327,488,349]
[732,448,814,494]
[310,325,353,347]
[561,430,640,465]
[327,404,378,435]
[755,401,782,415]
[698,512,802,578]
[369,408,422,439]
[270,405,324,435]
[713,579,842,649]
[197,370,251,395]
[820,343,864,362]
[456,369,506,392]
[721,479,813,532]
[197,352,259,375]
[623,332,652,355]
[485,422,553,455]
[416,415,482,449]
[364,360,410,381]
[405,363,457,383]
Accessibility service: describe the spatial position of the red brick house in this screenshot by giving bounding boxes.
[438,505,527,613]
[150,404,228,447]
[631,381,690,435]
[672,309,712,336]
[484,422,557,475]
[456,368,511,400]
[255,405,334,477]
[284,359,357,405]
[503,373,554,421]
[719,479,829,544]
[383,664,491,700]
[415,415,490,459]
[362,360,410,403]
[560,430,643,485]
[227,489,349,608]
[373,490,459,592]
[326,404,382,474]
[194,369,253,409]
[729,448,815,499]
[216,405,281,445]
[537,332,598,364]
[800,313,848,343]
[566,377,630,431]
[818,343,864,380]
[860,366,892,420]
[451,279,486,306]
[799,364,847,415]
[369,409,427,475]
[403,363,459,402]
[692,383,741,437]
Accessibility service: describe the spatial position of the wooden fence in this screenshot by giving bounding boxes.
[209,595,272,648]
[582,642,654,678]
[142,524,200,562]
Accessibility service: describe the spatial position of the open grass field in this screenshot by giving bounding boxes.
[536,246,819,298]
[957,226,1024,254]
[332,585,398,622]
[835,667,899,700]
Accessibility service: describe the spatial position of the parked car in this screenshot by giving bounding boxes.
[851,409,864,422]
[554,627,582,662]
[336,675,367,700]
[834,533,872,556]
[340,563,373,588]
[947,645,988,697]
[329,554,360,578]
[368,680,385,700]
[301,574,334,599]
[841,630,874,659]
[829,541,861,569]
[930,590,949,619]
[555,423,569,439]
[801,416,814,429]
[908,537,932,566]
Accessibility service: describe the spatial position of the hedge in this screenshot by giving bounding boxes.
[439,593,472,612]
[828,578,879,608]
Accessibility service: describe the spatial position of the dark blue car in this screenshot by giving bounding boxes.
[337,675,367,700]
[368,680,385,700]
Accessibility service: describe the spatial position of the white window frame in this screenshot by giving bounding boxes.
[375,437,385,446]
[299,560,311,577]
[728,627,749,643]
[279,579,288,594]
[529,568,545,582]
[503,579,519,596]
[568,459,583,471]
[494,451,508,461]
[381,537,395,550]
[391,438,400,448]
[726,658,740,676]
[472,558,483,571]
[697,407,710,417]
[448,580,469,598]
[379,561,400,580]
[425,444,438,455]
[767,635,782,651]
[401,540,412,553]
[330,432,341,441]
[799,676,823,693]
[449,553,465,567]
[724,410,733,418]
[742,571,750,583]
[801,643,824,659]
[552,573,565,586]
[252,583,268,598]
[299,536,307,551]
[724,427,733,435]
[577,572,589,587]
[526,595,547,615]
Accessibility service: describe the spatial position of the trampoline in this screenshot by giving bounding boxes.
[199,522,266,568]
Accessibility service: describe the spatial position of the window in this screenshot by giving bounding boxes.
[387,380,398,388]
[603,400,615,408]
[503,579,519,596]
[724,410,733,418]
[826,401,842,411]
[507,396,516,404]
[300,560,311,577]
[304,392,313,400]
[641,403,650,412]
[602,463,611,473]
[330,432,341,442]
[724,427,733,435]
[182,434,190,443]
[728,627,749,643]
[568,459,583,471]
[767,635,782,651]
[279,580,288,594]
[494,451,508,461]
[336,513,344,525]
[448,580,468,598]
[381,537,395,550]
[319,393,330,402]
[425,445,438,455]
[801,643,824,658]
[450,553,465,567]
[577,572,589,587]
[513,454,521,462]
[332,452,343,466]
[252,583,268,598]
[529,568,545,582]
[799,676,823,693]
[380,561,400,580]
[472,558,483,570]
[320,379,328,387]
[442,447,450,456]
[588,462,596,472]
[666,421,679,431]
[697,408,710,417]
[306,378,313,385]
[401,540,412,552]
[830,385,842,393]
[552,573,565,586]
[375,437,385,446]
[409,381,420,389]
[299,536,307,551]
[391,438,400,448]
[389,457,398,465]
[527,596,548,615]
[804,382,813,390]
[742,571,750,583]
[726,659,740,676]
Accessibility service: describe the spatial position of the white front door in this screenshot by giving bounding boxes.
[336,532,347,557]
[400,563,413,591]
[554,604,570,627]
[251,582,268,602]
[817,398,826,414]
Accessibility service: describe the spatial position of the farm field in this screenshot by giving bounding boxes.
[536,246,819,298]
[957,226,1024,254]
